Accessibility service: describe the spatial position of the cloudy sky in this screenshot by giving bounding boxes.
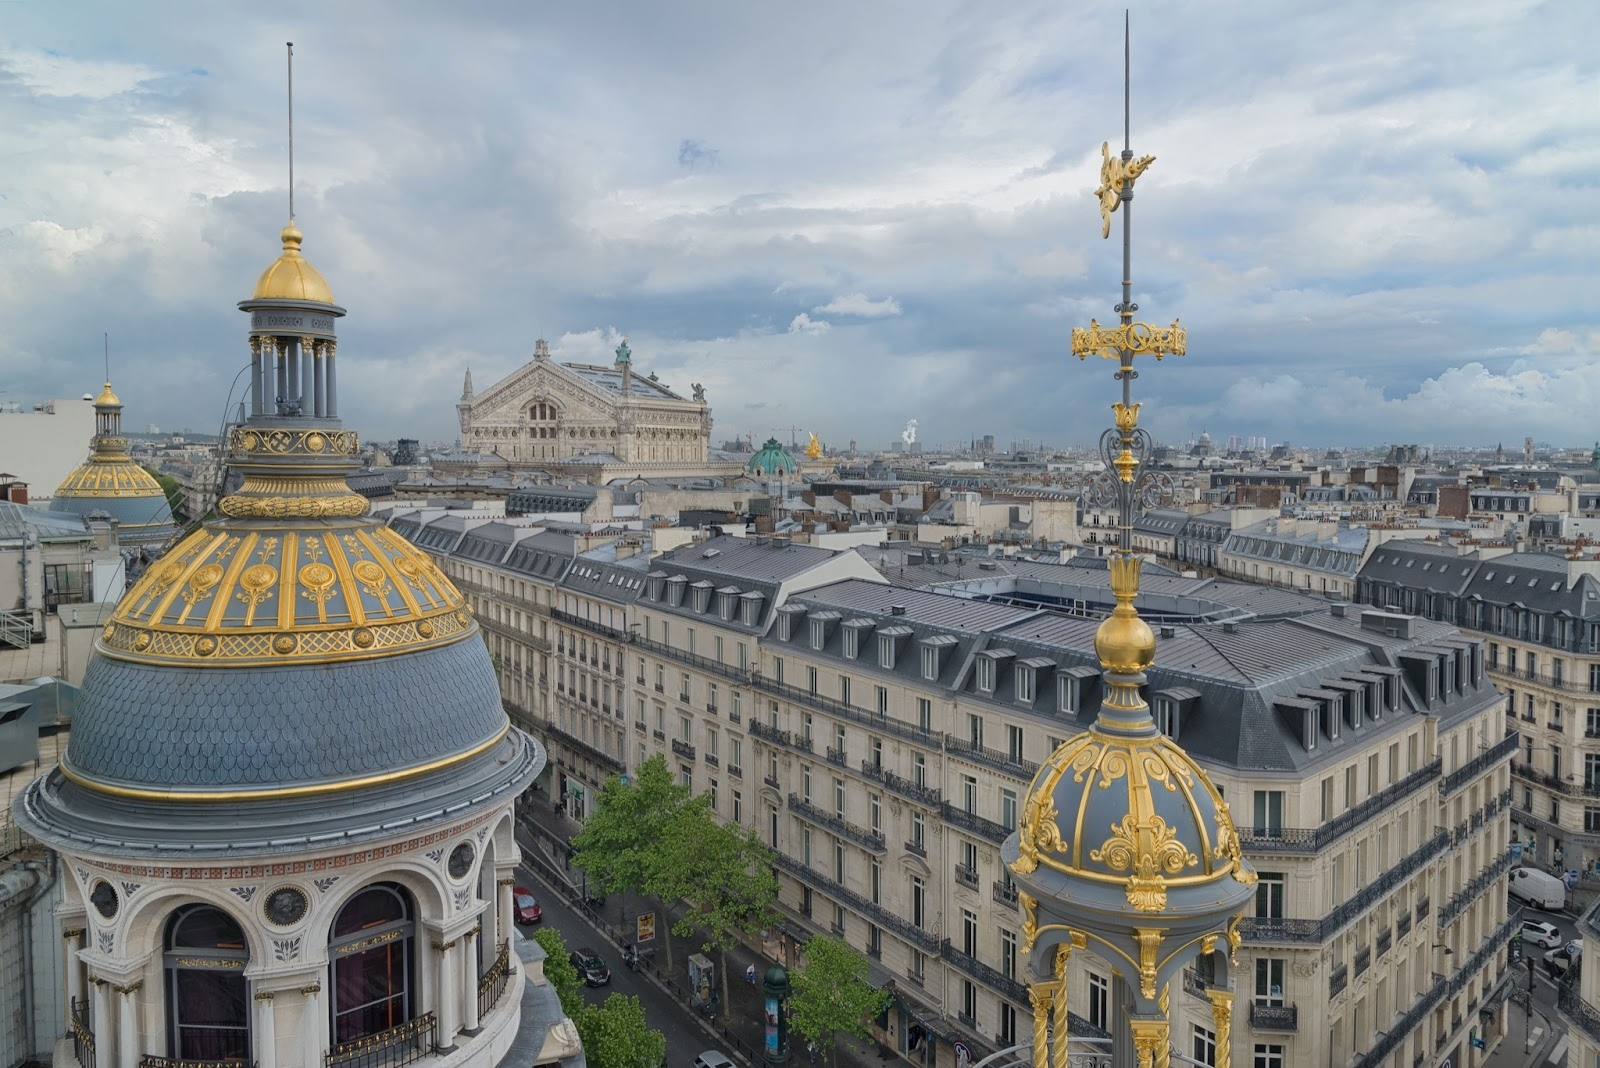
[1,1,1595,452]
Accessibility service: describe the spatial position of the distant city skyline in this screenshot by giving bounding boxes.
[0,2,1594,448]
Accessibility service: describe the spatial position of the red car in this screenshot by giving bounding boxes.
[513,887,542,924]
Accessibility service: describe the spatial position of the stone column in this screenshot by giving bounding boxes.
[287,337,301,411]
[1207,988,1234,1068]
[254,991,276,1068]
[497,878,515,948]
[305,338,323,418]
[117,982,139,1068]
[275,339,289,411]
[434,939,459,1051]
[62,928,84,1011]
[92,979,113,1064]
[324,342,338,418]
[301,983,322,1068]
[249,337,264,416]
[461,926,482,1033]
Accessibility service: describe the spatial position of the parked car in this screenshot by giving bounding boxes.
[1522,919,1562,948]
[694,1054,736,1068]
[1546,940,1582,977]
[569,946,611,986]
[512,886,542,924]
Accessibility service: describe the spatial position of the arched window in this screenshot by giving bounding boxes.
[164,905,250,1060]
[330,883,416,1043]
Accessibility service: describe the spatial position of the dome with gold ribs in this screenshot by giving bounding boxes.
[251,220,335,304]
[51,379,175,531]
[102,521,473,668]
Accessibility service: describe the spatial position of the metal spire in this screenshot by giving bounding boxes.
[286,42,295,221]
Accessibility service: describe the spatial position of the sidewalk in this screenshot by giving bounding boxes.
[515,800,897,1068]
[1483,987,1560,1068]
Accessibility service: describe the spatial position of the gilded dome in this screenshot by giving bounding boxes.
[95,381,121,406]
[251,220,335,304]
[54,460,163,500]
[1009,728,1252,914]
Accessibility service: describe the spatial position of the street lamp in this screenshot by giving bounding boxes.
[1431,943,1454,955]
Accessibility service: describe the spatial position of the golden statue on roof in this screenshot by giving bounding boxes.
[805,432,822,460]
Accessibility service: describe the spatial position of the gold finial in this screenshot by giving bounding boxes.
[95,382,120,407]
[279,221,304,257]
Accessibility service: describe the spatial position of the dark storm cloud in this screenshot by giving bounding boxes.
[0,0,1594,451]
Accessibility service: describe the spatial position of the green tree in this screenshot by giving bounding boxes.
[570,753,701,970]
[788,935,893,1067]
[532,926,582,1017]
[573,993,666,1068]
[657,808,780,1019]
[143,467,186,516]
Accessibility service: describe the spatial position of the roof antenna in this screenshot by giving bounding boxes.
[103,332,110,382]
[1124,9,1131,153]
[286,41,295,221]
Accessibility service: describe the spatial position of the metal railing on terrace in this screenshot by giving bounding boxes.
[787,794,886,853]
[324,1013,439,1068]
[455,577,550,620]
[1241,828,1449,945]
[1249,1002,1298,1032]
[1491,664,1600,699]
[70,997,94,1068]
[1239,759,1442,853]
[1558,981,1600,1045]
[755,675,941,746]
[543,720,625,773]
[1512,759,1600,798]
[477,939,512,1020]
[749,719,814,754]
[1438,850,1516,929]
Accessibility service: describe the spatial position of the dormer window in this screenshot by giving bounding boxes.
[976,657,995,692]
[739,591,764,626]
[843,620,872,661]
[920,645,938,681]
[1153,697,1178,739]
[666,575,687,607]
[810,619,827,651]
[717,586,739,621]
[776,604,805,642]
[1015,666,1035,703]
[878,634,897,669]
[691,580,713,613]
[646,572,666,601]
[1058,675,1079,715]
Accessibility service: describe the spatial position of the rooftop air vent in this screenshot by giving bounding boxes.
[890,605,908,617]
[1158,626,1175,639]
[1330,603,1348,618]
[1222,621,1238,634]
[703,548,720,558]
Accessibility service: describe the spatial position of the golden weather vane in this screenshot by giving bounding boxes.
[1094,141,1156,240]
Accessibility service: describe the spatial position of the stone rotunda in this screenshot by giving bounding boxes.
[15,213,545,1068]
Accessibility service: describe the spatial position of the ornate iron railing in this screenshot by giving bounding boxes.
[773,852,938,951]
[541,718,624,772]
[1329,964,1347,999]
[942,941,1026,1002]
[478,939,512,1019]
[1242,829,1449,945]
[861,760,944,807]
[943,802,1011,846]
[943,735,1039,781]
[787,794,886,853]
[141,1058,254,1068]
[992,880,1018,910]
[1558,981,1600,1044]
[71,998,95,1068]
[1238,759,1442,853]
[1438,850,1516,929]
[749,720,813,754]
[671,738,696,760]
[954,863,980,889]
[324,1013,438,1068]
[755,675,940,746]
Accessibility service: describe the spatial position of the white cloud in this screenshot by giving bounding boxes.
[787,313,831,335]
[0,46,158,98]
[814,293,902,318]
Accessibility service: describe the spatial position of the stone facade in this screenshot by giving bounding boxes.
[409,521,1516,1068]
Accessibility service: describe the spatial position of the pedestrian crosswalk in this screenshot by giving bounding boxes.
[1546,1036,1568,1067]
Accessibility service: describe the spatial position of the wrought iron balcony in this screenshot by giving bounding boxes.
[324,1012,439,1068]
[992,880,1018,910]
[954,863,980,889]
[478,939,512,1019]
[545,722,625,772]
[1329,964,1347,999]
[942,802,1011,846]
[1558,982,1600,1045]
[704,752,719,768]
[905,839,927,858]
[1354,945,1371,977]
[70,998,94,1068]
[943,735,1039,781]
[773,852,938,951]
[749,720,814,754]
[670,737,696,760]
[1241,828,1449,945]
[861,760,944,808]
[941,941,1026,1003]
[787,794,886,853]
[1438,850,1516,929]
[1239,759,1442,854]
[1248,1002,1298,1032]
[1376,927,1393,959]
[825,746,848,767]
[754,675,939,746]
[1396,912,1412,939]
[728,764,742,779]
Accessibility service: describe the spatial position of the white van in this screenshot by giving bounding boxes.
[1509,867,1566,910]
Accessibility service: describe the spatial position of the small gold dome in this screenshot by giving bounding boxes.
[95,382,121,407]
[251,221,335,304]
[1093,605,1156,675]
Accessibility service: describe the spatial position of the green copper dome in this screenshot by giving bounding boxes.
[748,437,797,476]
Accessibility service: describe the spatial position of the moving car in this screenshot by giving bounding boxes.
[1509,867,1566,910]
[569,946,611,986]
[693,1054,736,1068]
[1522,919,1562,948]
[512,886,542,924]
